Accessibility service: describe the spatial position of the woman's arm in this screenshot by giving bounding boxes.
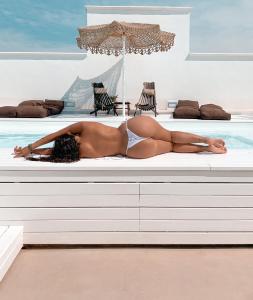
[13,146,53,157]
[31,148,53,155]
[13,122,84,158]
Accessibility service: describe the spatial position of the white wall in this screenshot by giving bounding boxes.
[0,6,253,111]
[0,55,117,106]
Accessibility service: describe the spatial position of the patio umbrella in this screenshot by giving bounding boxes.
[77,21,175,119]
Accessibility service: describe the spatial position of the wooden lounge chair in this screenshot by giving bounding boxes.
[91,82,117,117]
[134,82,157,117]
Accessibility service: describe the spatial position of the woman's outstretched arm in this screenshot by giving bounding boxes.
[13,122,84,157]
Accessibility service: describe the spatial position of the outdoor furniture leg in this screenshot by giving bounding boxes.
[90,109,99,116]
[154,107,157,117]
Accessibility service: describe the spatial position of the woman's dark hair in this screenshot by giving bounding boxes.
[26,134,80,163]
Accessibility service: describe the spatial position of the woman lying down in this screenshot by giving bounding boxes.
[13,116,227,162]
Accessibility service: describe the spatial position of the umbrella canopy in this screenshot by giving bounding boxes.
[77,21,175,56]
[77,21,175,118]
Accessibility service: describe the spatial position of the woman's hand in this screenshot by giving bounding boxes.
[12,146,30,158]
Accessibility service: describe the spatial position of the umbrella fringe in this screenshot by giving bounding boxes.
[79,43,175,56]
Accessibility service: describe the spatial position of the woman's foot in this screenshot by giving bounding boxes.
[207,138,225,148]
[208,144,227,154]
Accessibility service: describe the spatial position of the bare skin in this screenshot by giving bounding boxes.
[13,116,227,159]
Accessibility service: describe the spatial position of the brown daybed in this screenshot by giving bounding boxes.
[173,100,231,120]
[0,99,64,118]
[0,106,17,118]
[173,100,201,119]
[200,104,231,120]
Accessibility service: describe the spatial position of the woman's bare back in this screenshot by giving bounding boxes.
[78,122,125,158]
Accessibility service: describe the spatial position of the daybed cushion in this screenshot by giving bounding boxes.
[200,104,223,110]
[44,99,64,115]
[46,106,61,115]
[173,106,200,119]
[0,106,17,118]
[45,99,64,108]
[200,104,231,120]
[18,100,44,107]
[17,106,48,118]
[177,100,199,109]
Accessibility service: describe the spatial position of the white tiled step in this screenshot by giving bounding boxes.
[0,226,23,281]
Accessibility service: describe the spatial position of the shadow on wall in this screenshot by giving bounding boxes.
[61,59,123,113]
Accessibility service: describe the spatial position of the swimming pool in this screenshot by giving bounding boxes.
[1,132,253,149]
[0,118,253,149]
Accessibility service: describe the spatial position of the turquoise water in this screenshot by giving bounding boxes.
[1,133,253,149]
[0,134,52,149]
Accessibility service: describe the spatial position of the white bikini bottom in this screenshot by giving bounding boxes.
[125,121,148,155]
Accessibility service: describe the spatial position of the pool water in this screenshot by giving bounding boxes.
[0,134,51,149]
[1,133,253,150]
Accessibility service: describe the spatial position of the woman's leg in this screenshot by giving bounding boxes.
[127,138,227,159]
[128,116,225,147]
[172,143,226,154]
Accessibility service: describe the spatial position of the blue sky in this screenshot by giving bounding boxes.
[0,0,252,52]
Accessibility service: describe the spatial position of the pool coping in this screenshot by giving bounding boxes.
[0,148,253,177]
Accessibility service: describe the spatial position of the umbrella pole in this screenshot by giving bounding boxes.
[122,35,126,120]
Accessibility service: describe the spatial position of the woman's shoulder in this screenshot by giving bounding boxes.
[77,121,107,133]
